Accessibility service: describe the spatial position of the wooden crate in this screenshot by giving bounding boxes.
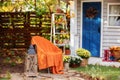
[24,54,38,77]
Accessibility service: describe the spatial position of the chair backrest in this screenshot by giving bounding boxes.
[31,36,62,53]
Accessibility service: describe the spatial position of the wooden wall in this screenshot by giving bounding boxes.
[76,0,120,56]
[102,0,120,51]
[0,12,51,49]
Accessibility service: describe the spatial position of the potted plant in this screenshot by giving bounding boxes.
[69,56,81,68]
[109,46,120,61]
[63,55,71,71]
[76,48,91,67]
[65,44,70,55]
[55,33,70,44]
[63,55,71,63]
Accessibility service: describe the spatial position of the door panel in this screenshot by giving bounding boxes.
[82,2,101,57]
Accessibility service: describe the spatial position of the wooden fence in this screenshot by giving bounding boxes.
[0,12,51,49]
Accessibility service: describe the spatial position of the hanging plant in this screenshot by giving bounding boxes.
[86,7,98,19]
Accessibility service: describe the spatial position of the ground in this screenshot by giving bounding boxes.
[0,57,24,74]
[0,49,26,74]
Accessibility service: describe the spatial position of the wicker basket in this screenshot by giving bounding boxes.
[80,59,88,67]
[112,50,120,60]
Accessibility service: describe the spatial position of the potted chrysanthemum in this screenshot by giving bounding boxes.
[63,55,71,63]
[76,48,91,67]
[63,55,71,71]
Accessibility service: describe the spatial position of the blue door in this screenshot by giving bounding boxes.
[82,2,101,57]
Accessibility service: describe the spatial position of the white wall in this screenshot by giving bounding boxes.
[70,0,79,55]
[102,0,120,54]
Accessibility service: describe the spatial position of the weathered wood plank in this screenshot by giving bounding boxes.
[0,12,51,48]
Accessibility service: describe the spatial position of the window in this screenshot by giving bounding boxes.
[108,3,120,26]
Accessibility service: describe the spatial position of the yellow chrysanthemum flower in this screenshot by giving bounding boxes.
[76,48,91,59]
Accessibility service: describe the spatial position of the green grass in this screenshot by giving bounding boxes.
[72,64,120,80]
[0,71,11,80]
[0,78,10,80]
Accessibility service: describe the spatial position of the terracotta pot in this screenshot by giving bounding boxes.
[65,49,70,55]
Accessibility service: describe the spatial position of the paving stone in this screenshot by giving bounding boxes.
[40,78,46,80]
[44,78,53,80]
[69,77,85,80]
[53,78,69,80]
[10,73,25,80]
[74,74,81,77]
[67,70,77,73]
[3,70,85,80]
[64,71,77,75]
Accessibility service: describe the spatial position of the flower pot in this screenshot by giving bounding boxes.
[80,59,88,67]
[70,63,79,68]
[65,49,70,55]
[64,62,69,71]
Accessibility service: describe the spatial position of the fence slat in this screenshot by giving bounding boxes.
[0,12,51,49]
